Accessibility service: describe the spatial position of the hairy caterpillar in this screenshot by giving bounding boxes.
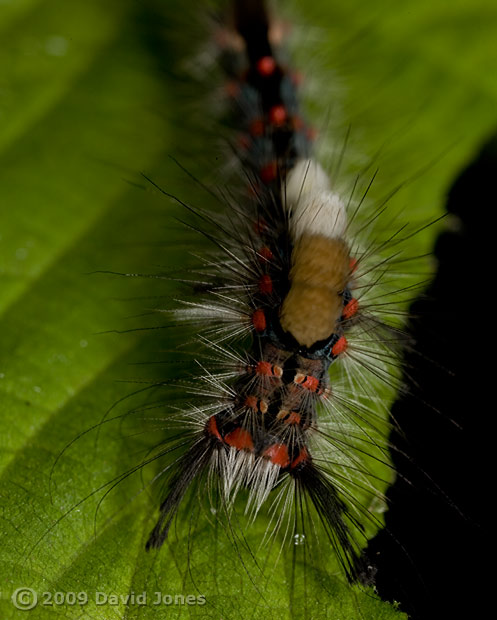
[142,0,412,595]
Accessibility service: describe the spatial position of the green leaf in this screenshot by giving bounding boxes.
[1,0,495,618]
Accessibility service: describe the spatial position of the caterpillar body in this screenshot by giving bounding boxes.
[144,0,407,589]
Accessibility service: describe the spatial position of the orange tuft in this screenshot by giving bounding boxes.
[331,336,348,356]
[224,427,254,451]
[263,443,290,467]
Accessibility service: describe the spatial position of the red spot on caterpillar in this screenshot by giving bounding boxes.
[269,104,287,126]
[258,246,274,262]
[263,443,290,467]
[206,415,223,441]
[276,409,303,425]
[260,161,277,183]
[291,447,309,469]
[332,336,348,356]
[256,55,276,76]
[250,118,264,136]
[255,361,272,376]
[342,298,359,319]
[225,427,254,451]
[294,373,325,395]
[245,395,258,409]
[349,257,358,273]
[252,309,267,332]
[258,274,273,294]
[286,411,301,425]
[257,361,282,378]
[303,375,319,392]
[244,395,268,413]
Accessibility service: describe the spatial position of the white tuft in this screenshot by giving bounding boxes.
[286,158,330,199]
[284,158,347,240]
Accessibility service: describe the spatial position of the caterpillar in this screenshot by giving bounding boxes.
[141,0,411,594]
[2,1,495,619]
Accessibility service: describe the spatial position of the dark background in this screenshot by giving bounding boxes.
[365,133,496,619]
